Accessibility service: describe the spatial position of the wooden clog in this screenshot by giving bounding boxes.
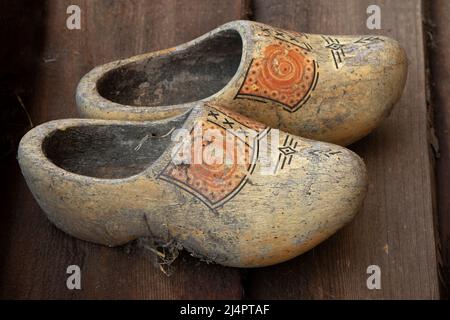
[18,103,367,267]
[76,20,407,146]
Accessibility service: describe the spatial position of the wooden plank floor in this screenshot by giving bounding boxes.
[429,0,450,297]
[0,0,444,299]
[247,0,440,299]
[0,0,248,299]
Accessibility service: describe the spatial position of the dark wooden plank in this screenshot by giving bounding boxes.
[247,0,440,299]
[429,0,450,296]
[0,0,249,299]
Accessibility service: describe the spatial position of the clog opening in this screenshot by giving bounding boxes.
[43,116,188,179]
[96,29,243,107]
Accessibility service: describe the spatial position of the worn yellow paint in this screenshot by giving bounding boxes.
[18,104,367,267]
[76,20,407,146]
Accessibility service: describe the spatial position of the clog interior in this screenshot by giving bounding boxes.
[43,115,188,179]
[97,29,242,106]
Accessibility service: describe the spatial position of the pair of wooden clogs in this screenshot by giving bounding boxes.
[18,21,407,268]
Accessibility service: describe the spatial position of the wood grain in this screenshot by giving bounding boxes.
[429,0,450,296]
[1,0,443,299]
[246,0,440,299]
[0,0,248,299]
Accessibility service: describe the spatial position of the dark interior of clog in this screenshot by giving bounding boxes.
[97,29,243,107]
[43,114,188,179]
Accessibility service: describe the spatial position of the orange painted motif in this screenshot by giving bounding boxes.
[159,105,267,209]
[237,40,317,112]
